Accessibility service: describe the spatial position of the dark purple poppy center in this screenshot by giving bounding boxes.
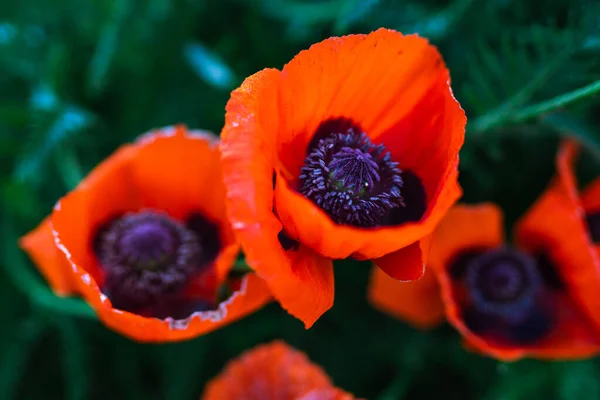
[117,216,178,270]
[95,211,207,315]
[299,128,404,227]
[465,247,542,321]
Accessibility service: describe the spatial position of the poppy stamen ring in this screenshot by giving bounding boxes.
[465,247,542,322]
[298,129,404,228]
[95,211,203,310]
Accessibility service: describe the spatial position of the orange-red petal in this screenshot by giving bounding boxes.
[277,29,460,176]
[514,139,600,340]
[432,202,598,360]
[77,272,270,343]
[130,126,238,281]
[368,204,502,331]
[221,69,335,327]
[19,217,77,296]
[274,168,462,261]
[371,238,431,281]
[202,341,352,400]
[297,389,359,400]
[368,266,444,329]
[428,203,504,272]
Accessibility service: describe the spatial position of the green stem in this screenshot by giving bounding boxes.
[471,79,600,133]
[512,80,600,123]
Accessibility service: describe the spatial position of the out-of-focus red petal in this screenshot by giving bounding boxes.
[297,388,359,400]
[429,203,504,272]
[368,266,444,329]
[202,341,334,400]
[515,139,600,338]
[455,292,600,361]
[19,217,77,296]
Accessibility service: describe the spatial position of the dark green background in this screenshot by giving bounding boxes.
[1,0,600,399]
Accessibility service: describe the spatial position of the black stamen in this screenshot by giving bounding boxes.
[299,126,404,228]
[93,211,220,318]
[465,247,542,322]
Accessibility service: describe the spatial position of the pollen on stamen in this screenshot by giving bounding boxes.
[298,127,404,228]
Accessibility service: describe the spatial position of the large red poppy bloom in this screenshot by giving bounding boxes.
[202,341,358,400]
[370,196,600,360]
[221,28,466,327]
[20,125,271,342]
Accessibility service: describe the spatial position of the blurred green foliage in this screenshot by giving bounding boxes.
[1,0,600,399]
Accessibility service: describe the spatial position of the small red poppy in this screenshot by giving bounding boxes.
[20,125,271,342]
[221,28,466,327]
[202,341,358,400]
[369,198,600,360]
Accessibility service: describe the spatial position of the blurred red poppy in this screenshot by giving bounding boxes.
[20,125,271,342]
[221,28,466,327]
[202,341,358,400]
[370,195,600,360]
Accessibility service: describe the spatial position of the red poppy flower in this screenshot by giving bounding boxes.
[369,199,600,360]
[220,28,466,327]
[20,125,271,342]
[530,139,600,337]
[202,341,358,400]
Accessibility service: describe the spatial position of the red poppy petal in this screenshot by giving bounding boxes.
[130,126,238,280]
[455,292,600,361]
[19,217,77,296]
[582,178,600,212]
[221,69,335,327]
[429,203,504,271]
[202,341,334,400]
[515,139,600,338]
[74,266,270,342]
[277,29,459,176]
[368,266,444,329]
[274,169,462,260]
[131,125,225,223]
[371,239,429,281]
[297,388,359,400]
[51,144,141,285]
